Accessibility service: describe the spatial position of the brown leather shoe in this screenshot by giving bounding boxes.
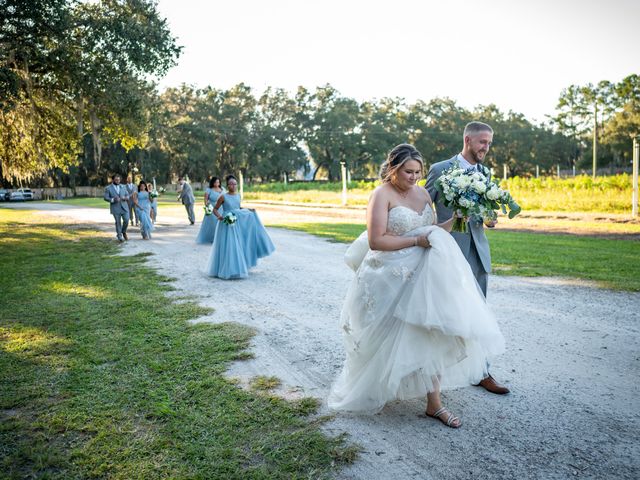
[123,232,128,241]
[475,375,510,394]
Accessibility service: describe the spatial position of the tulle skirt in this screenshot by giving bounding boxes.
[196,212,218,244]
[328,226,505,413]
[206,209,275,280]
[136,205,154,239]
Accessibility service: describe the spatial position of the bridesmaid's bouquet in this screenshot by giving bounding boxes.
[150,187,164,198]
[435,164,521,233]
[204,204,214,215]
[222,212,237,225]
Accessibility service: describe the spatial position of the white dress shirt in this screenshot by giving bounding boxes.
[111,183,120,202]
[456,153,480,170]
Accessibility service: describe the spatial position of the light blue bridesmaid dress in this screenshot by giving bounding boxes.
[135,191,154,239]
[150,195,158,223]
[206,193,275,279]
[196,188,223,244]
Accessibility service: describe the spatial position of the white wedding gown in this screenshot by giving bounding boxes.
[328,204,505,413]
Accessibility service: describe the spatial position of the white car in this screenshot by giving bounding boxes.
[10,188,34,201]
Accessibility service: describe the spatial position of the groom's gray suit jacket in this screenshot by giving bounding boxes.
[178,182,195,205]
[426,155,492,274]
[103,183,129,216]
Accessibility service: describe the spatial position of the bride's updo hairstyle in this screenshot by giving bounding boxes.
[379,143,424,183]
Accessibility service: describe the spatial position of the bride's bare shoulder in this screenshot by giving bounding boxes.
[370,183,393,201]
[416,185,432,203]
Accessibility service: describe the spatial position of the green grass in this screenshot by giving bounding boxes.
[45,173,638,214]
[271,222,640,291]
[486,230,640,290]
[0,209,354,479]
[47,194,204,209]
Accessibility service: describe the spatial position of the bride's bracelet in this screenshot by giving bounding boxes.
[413,237,418,247]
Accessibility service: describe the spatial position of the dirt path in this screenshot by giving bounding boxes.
[6,202,640,479]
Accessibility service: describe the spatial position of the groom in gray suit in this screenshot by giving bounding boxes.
[177,176,196,224]
[103,174,130,242]
[426,121,510,395]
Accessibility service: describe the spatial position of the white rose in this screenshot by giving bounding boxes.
[473,181,487,194]
[486,186,500,200]
[456,176,471,189]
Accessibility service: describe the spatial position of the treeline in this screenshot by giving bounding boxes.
[0,0,180,186]
[1,2,638,188]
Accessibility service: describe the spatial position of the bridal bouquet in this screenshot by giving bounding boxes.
[203,204,214,216]
[435,164,521,233]
[222,212,237,225]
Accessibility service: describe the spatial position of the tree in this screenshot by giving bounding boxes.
[358,97,407,177]
[304,85,362,180]
[406,98,467,168]
[249,87,307,181]
[602,74,640,166]
[0,0,181,184]
[66,0,181,180]
[0,0,79,183]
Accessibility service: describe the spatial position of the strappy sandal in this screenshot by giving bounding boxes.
[426,406,461,429]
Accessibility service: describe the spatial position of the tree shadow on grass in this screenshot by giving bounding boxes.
[0,219,355,479]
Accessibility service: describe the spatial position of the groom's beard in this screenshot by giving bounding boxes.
[470,149,488,164]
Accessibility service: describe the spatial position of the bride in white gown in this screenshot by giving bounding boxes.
[328,144,505,428]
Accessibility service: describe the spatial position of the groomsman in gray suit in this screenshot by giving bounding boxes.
[103,174,130,242]
[177,176,196,224]
[124,175,139,226]
[426,121,510,395]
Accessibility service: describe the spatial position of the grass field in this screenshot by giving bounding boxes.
[269,222,640,292]
[44,173,637,215]
[502,174,633,213]
[242,175,636,214]
[0,209,355,479]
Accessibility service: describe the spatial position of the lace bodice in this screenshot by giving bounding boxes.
[387,204,435,235]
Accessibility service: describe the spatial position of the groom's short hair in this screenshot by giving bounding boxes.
[463,121,493,138]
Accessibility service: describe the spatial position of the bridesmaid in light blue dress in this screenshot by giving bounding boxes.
[196,177,224,244]
[133,181,154,240]
[149,192,158,223]
[206,175,275,279]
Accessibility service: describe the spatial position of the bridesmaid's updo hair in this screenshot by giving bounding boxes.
[209,176,220,188]
[379,144,424,183]
[226,175,237,185]
[137,180,147,192]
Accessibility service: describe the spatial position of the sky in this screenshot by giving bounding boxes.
[155,0,640,124]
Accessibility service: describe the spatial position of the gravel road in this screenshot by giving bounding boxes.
[7,202,639,479]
